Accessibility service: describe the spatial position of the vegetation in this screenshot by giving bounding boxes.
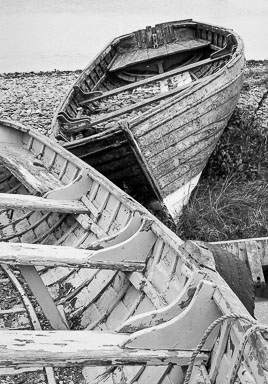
[176,62,268,242]
[177,177,268,242]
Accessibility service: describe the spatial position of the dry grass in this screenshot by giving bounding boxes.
[174,66,268,242]
[176,176,268,242]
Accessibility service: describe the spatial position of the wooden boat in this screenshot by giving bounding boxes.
[1,119,267,384]
[211,237,268,287]
[51,19,245,217]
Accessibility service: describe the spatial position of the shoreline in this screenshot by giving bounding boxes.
[0,59,267,77]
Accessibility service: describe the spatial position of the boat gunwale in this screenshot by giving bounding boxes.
[51,20,244,142]
[0,120,191,263]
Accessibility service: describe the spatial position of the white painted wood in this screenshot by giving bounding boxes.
[127,272,167,308]
[19,265,69,330]
[211,237,268,281]
[245,241,265,285]
[0,193,88,214]
[89,212,143,248]
[44,170,93,200]
[123,281,221,351]
[0,330,208,367]
[119,270,203,332]
[0,225,156,270]
[0,143,61,195]
[163,172,201,218]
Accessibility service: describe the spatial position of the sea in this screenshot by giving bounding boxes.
[0,0,267,73]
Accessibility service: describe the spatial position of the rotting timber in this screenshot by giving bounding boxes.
[0,119,267,384]
[51,19,245,218]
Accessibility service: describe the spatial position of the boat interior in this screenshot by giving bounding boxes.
[0,121,268,384]
[54,20,238,142]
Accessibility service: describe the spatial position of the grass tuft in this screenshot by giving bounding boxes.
[176,176,268,242]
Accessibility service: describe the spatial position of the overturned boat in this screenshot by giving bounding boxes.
[51,19,245,217]
[1,120,266,384]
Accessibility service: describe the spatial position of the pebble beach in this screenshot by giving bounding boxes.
[0,70,82,136]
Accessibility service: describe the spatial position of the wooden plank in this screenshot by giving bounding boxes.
[209,322,231,382]
[0,193,88,214]
[0,224,156,270]
[0,330,208,367]
[120,120,162,200]
[211,237,268,267]
[127,272,167,309]
[133,73,239,147]
[245,241,265,285]
[81,195,102,219]
[0,143,61,195]
[109,39,211,72]
[60,78,205,135]
[147,120,227,177]
[19,265,69,330]
[80,54,230,107]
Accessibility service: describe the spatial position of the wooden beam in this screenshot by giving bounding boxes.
[19,265,69,330]
[0,224,156,270]
[79,54,230,106]
[0,329,208,368]
[0,144,61,195]
[0,194,88,214]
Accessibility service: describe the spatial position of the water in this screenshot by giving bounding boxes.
[0,0,267,73]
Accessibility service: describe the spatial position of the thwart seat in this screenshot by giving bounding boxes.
[109,39,211,72]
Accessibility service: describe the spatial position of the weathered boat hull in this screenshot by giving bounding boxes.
[51,20,245,217]
[1,120,266,384]
[123,53,244,216]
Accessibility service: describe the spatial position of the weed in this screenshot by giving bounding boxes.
[177,177,268,242]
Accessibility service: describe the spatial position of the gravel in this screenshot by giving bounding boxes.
[0,70,81,135]
[1,61,267,138]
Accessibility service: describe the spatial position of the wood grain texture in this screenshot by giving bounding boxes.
[0,193,89,214]
[0,329,208,367]
[109,39,210,72]
[0,224,156,270]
